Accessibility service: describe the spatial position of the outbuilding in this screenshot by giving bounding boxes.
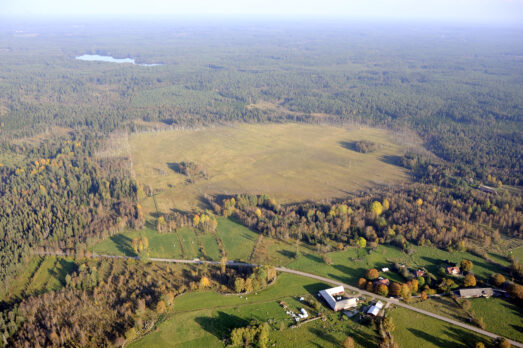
[319,286,358,311]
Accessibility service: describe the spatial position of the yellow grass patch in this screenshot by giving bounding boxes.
[130,123,414,213]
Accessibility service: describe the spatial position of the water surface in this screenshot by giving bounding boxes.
[76,54,160,66]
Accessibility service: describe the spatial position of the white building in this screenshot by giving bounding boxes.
[367,301,384,316]
[319,286,358,311]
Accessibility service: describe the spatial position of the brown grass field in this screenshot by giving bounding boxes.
[130,123,415,214]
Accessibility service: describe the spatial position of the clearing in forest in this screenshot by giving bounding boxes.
[130,123,414,213]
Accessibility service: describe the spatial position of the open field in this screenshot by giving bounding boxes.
[389,306,490,348]
[91,217,261,262]
[0,256,76,303]
[216,217,259,261]
[289,244,510,285]
[468,297,523,342]
[91,227,185,258]
[129,272,378,348]
[130,123,412,213]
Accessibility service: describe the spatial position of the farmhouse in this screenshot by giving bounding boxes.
[447,266,460,275]
[413,269,425,277]
[374,278,390,287]
[319,286,358,311]
[457,288,494,299]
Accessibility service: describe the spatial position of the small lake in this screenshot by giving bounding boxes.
[75,54,160,66]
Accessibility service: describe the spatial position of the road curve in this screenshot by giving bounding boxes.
[36,251,522,347]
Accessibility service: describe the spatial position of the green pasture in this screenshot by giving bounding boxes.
[389,307,490,348]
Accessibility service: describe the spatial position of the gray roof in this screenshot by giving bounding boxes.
[458,288,494,297]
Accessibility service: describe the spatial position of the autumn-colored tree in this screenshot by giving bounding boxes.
[377,284,389,296]
[370,201,383,216]
[497,338,511,348]
[267,267,277,282]
[234,277,245,293]
[464,274,477,287]
[358,278,367,289]
[199,276,211,289]
[411,279,419,294]
[193,214,200,226]
[244,278,254,293]
[356,237,367,248]
[343,336,355,348]
[157,216,166,233]
[322,254,332,265]
[156,300,166,314]
[400,283,411,301]
[366,282,374,292]
[475,342,485,348]
[220,256,228,274]
[366,268,379,280]
[382,198,390,210]
[420,291,427,301]
[390,282,402,297]
[461,260,473,272]
[165,292,175,306]
[507,283,523,300]
[255,208,262,218]
[492,273,506,287]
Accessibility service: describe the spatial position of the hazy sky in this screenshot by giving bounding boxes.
[2,0,523,25]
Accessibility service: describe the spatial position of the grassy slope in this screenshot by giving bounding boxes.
[92,226,185,259]
[130,273,378,348]
[199,233,222,260]
[468,297,523,342]
[130,123,411,213]
[389,306,490,348]
[289,244,509,284]
[216,217,258,261]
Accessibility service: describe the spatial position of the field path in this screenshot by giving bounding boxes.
[36,251,522,347]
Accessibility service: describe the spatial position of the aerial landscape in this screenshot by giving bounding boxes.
[0,0,522,347]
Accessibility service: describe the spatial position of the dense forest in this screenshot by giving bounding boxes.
[214,187,522,255]
[0,134,140,291]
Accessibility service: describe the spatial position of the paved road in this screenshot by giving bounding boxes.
[37,251,522,347]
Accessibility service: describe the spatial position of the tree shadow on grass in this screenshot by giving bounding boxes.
[339,141,359,152]
[277,249,297,259]
[194,311,248,340]
[408,328,466,348]
[424,297,468,321]
[444,326,490,347]
[380,155,403,167]
[303,252,322,263]
[332,264,367,284]
[304,283,332,297]
[48,258,76,286]
[109,234,137,257]
[349,327,379,348]
[308,328,339,345]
